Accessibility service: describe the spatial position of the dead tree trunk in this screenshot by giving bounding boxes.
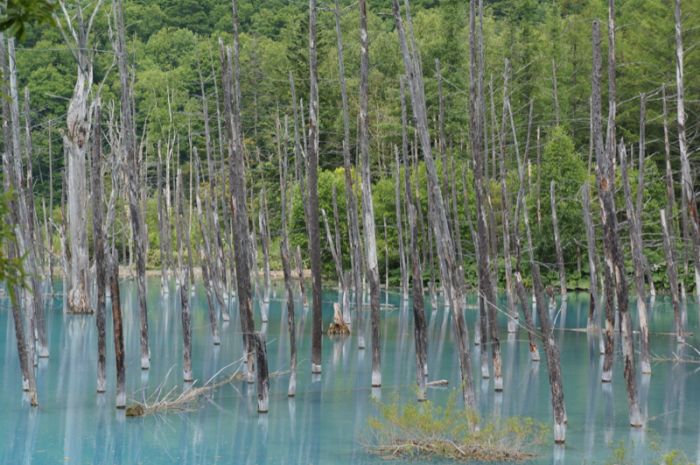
[358,0,381,387]
[661,209,684,342]
[307,0,323,375]
[619,145,651,374]
[278,115,297,397]
[550,182,567,298]
[592,19,615,383]
[58,1,102,314]
[674,0,700,301]
[581,183,599,331]
[175,170,193,382]
[523,196,566,443]
[114,0,149,369]
[157,143,169,294]
[333,0,363,312]
[395,151,408,301]
[109,251,126,408]
[91,103,107,392]
[393,0,476,406]
[220,26,256,381]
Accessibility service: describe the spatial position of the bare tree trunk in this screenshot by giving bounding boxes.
[357,0,381,387]
[220,20,256,381]
[278,115,297,397]
[295,245,307,308]
[523,196,566,443]
[157,143,169,294]
[333,0,363,313]
[252,332,269,413]
[582,183,599,331]
[175,170,193,382]
[109,252,126,408]
[661,209,684,343]
[592,19,615,383]
[550,182,567,298]
[620,144,651,374]
[395,151,408,301]
[674,0,700,301]
[307,0,323,375]
[91,103,107,392]
[393,0,475,406]
[114,0,149,369]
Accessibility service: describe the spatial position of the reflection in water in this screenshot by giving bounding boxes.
[0,283,698,464]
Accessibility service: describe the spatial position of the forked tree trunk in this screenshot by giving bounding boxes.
[358,0,381,387]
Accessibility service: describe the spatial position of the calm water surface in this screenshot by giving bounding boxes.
[1,278,699,464]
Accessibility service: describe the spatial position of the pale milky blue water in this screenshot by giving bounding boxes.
[0,278,699,464]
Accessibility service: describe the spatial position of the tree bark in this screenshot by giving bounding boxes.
[661,209,684,343]
[550,181,567,298]
[114,0,149,369]
[91,102,107,392]
[581,183,599,331]
[307,0,323,374]
[109,251,126,408]
[175,170,193,382]
[358,0,381,387]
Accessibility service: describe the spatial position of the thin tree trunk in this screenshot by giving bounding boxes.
[278,114,297,397]
[91,103,107,392]
[115,0,149,369]
[620,144,651,374]
[661,209,684,343]
[395,150,408,301]
[307,0,323,375]
[109,251,126,408]
[550,182,567,298]
[175,170,193,382]
[582,183,599,331]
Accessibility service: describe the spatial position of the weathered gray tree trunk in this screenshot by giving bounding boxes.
[661,209,684,343]
[307,0,323,375]
[591,19,615,383]
[91,103,107,392]
[175,171,193,382]
[619,144,651,374]
[581,183,599,331]
[220,24,256,382]
[393,0,476,406]
[395,151,408,301]
[674,0,700,301]
[523,196,566,443]
[58,1,102,314]
[278,115,297,397]
[333,0,363,313]
[550,182,567,298]
[114,0,149,369]
[157,143,170,294]
[358,0,381,387]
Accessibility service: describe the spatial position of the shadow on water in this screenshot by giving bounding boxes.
[0,279,699,464]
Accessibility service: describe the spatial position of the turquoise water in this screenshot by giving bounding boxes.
[1,278,699,464]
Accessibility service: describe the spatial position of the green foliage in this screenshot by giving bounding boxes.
[0,0,56,40]
[367,394,547,461]
[0,192,27,301]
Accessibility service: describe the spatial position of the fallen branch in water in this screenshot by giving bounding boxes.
[652,341,700,365]
[426,379,449,387]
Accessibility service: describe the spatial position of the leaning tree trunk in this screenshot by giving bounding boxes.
[358,0,382,388]
[393,0,476,406]
[115,0,149,369]
[619,144,651,374]
[307,0,323,375]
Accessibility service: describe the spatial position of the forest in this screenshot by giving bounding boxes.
[1,0,700,463]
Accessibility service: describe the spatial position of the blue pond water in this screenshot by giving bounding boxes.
[0,278,699,464]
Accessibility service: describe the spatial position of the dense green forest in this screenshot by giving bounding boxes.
[8,0,700,289]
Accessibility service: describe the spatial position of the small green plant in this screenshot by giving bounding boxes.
[366,394,548,462]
